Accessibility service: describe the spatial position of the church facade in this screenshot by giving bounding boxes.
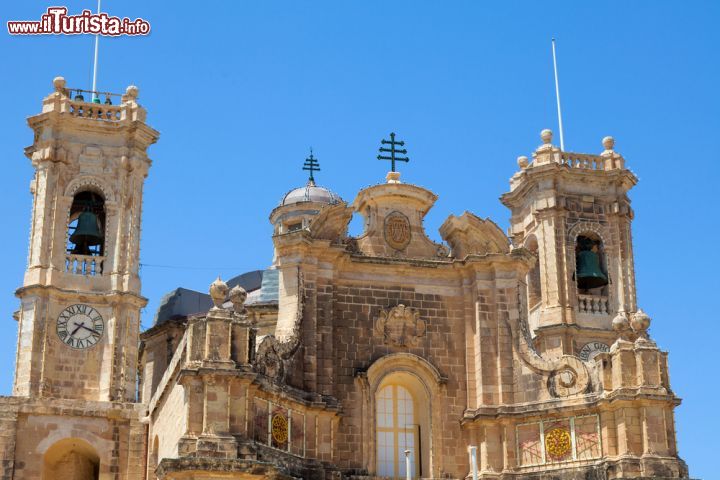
[0,78,690,480]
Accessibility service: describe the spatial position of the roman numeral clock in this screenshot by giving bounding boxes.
[56,304,105,349]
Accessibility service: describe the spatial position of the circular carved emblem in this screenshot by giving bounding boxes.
[545,427,572,459]
[384,211,411,250]
[271,414,289,444]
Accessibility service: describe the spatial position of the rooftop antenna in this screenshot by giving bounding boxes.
[91,0,101,103]
[551,38,565,151]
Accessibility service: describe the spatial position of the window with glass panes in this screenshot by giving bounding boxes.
[376,384,419,478]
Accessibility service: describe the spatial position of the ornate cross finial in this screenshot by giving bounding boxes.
[377,132,409,172]
[303,148,320,184]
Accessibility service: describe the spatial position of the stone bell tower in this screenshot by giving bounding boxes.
[501,129,637,358]
[13,76,159,402]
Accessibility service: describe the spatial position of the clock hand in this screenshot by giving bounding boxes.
[71,323,84,335]
[78,324,100,335]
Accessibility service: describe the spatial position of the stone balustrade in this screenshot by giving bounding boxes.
[65,253,104,276]
[517,131,625,173]
[43,79,147,124]
[560,152,606,170]
[68,100,122,121]
[577,294,609,314]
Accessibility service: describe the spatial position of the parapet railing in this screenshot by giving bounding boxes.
[68,100,123,121]
[577,294,609,315]
[559,152,606,171]
[65,253,104,276]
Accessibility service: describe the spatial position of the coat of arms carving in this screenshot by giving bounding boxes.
[376,304,426,347]
[384,211,411,250]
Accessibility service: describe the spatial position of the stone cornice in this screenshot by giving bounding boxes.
[501,163,638,209]
[0,395,144,420]
[461,391,681,424]
[15,283,148,307]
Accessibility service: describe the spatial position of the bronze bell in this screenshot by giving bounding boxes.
[69,211,103,255]
[576,238,608,290]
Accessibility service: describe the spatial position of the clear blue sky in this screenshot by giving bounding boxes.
[1,1,718,477]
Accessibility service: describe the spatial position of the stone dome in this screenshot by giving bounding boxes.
[280,181,342,206]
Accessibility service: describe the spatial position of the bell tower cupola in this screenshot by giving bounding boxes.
[13,76,159,401]
[501,130,637,357]
[269,150,341,236]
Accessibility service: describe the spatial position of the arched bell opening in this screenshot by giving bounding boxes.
[66,191,105,256]
[42,438,99,480]
[574,233,609,297]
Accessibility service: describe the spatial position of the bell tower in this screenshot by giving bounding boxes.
[501,129,637,358]
[13,77,159,402]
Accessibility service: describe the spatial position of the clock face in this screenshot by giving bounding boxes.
[579,341,610,362]
[56,304,104,349]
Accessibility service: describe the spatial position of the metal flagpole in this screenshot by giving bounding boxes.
[91,0,101,103]
[404,449,411,480]
[551,38,565,151]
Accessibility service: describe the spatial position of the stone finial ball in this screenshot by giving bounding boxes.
[517,156,529,169]
[229,285,248,313]
[125,85,139,99]
[612,312,629,332]
[53,76,66,91]
[540,129,553,144]
[209,276,229,308]
[602,136,615,150]
[631,309,651,333]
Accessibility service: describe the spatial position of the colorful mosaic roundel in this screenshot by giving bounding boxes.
[271,414,289,444]
[545,427,571,459]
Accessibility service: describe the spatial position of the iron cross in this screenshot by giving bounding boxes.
[377,132,409,172]
[303,148,321,183]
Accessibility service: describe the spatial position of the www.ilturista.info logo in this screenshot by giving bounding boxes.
[7,7,150,36]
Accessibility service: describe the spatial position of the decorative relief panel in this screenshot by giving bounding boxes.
[253,397,306,457]
[376,305,426,347]
[516,414,601,467]
[384,211,411,250]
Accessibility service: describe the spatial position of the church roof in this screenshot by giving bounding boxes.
[280,181,342,206]
[152,268,278,326]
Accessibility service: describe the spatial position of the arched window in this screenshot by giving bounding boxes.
[376,384,417,478]
[375,371,431,479]
[67,191,105,256]
[43,438,99,480]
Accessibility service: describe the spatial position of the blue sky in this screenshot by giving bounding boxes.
[1,1,718,476]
